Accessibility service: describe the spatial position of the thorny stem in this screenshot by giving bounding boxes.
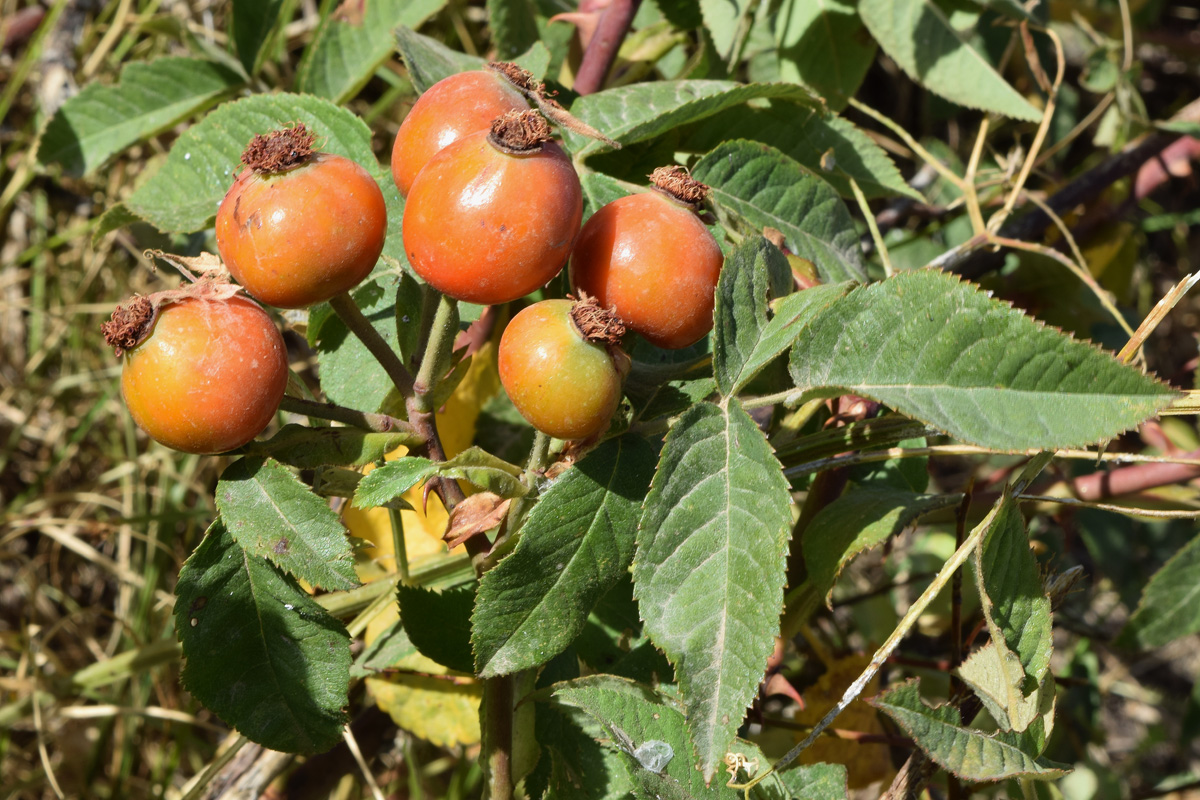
[573,0,642,95]
[328,292,415,398]
[277,395,417,437]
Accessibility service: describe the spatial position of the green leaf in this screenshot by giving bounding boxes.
[553,675,763,799]
[230,0,284,74]
[355,448,527,509]
[1119,531,1200,649]
[399,584,476,674]
[692,140,866,283]
[870,679,1069,781]
[712,236,794,395]
[487,0,539,60]
[974,494,1053,685]
[395,26,484,94]
[297,0,447,103]
[315,277,402,414]
[788,270,1178,451]
[700,0,752,63]
[682,104,920,200]
[125,93,380,233]
[352,616,418,678]
[533,690,634,800]
[634,401,793,781]
[241,424,422,469]
[775,763,849,800]
[564,80,821,159]
[175,520,351,754]
[774,0,876,110]
[354,457,435,508]
[732,283,852,393]
[37,57,243,177]
[473,436,657,677]
[804,485,963,606]
[216,457,359,592]
[858,0,1042,121]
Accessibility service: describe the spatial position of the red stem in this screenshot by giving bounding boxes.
[572,0,642,95]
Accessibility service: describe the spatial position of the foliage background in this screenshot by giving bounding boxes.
[1,0,1200,798]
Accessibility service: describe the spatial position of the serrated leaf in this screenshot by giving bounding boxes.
[395,26,485,94]
[125,93,380,233]
[553,675,762,799]
[175,520,351,754]
[473,436,657,677]
[399,584,475,674]
[958,643,1055,734]
[536,701,633,800]
[355,448,527,509]
[241,424,422,469]
[788,270,1178,451]
[729,283,852,397]
[230,0,284,74]
[1118,531,1200,649]
[858,0,1041,121]
[682,104,920,200]
[692,140,866,283]
[354,457,436,508]
[775,0,876,110]
[700,0,752,62]
[870,679,1068,781]
[297,0,446,103]
[633,400,793,781]
[487,0,539,60]
[216,457,359,591]
[804,485,963,606]
[713,236,793,395]
[564,80,821,159]
[974,494,1052,686]
[37,57,243,177]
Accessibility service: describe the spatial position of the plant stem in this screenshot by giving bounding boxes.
[277,395,417,437]
[328,292,415,398]
[412,292,459,413]
[388,506,410,585]
[573,0,642,95]
[481,674,514,800]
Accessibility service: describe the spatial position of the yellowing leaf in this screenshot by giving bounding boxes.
[367,674,482,748]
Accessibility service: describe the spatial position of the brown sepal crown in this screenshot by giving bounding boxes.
[241,123,316,173]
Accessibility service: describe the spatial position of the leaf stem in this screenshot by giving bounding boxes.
[328,292,415,398]
[481,673,514,800]
[278,395,416,436]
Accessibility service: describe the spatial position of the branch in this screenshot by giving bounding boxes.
[278,395,417,436]
[572,0,642,96]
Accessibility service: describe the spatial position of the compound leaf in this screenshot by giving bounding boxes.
[634,401,793,781]
[788,270,1177,451]
[175,520,351,754]
[712,236,794,395]
[395,26,484,93]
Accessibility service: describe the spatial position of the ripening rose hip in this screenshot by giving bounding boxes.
[103,289,288,454]
[498,297,627,441]
[403,110,583,305]
[216,124,387,309]
[390,64,531,197]
[570,167,723,349]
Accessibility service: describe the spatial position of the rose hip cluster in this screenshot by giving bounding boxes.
[105,62,723,454]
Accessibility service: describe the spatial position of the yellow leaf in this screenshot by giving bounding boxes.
[367,675,482,748]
